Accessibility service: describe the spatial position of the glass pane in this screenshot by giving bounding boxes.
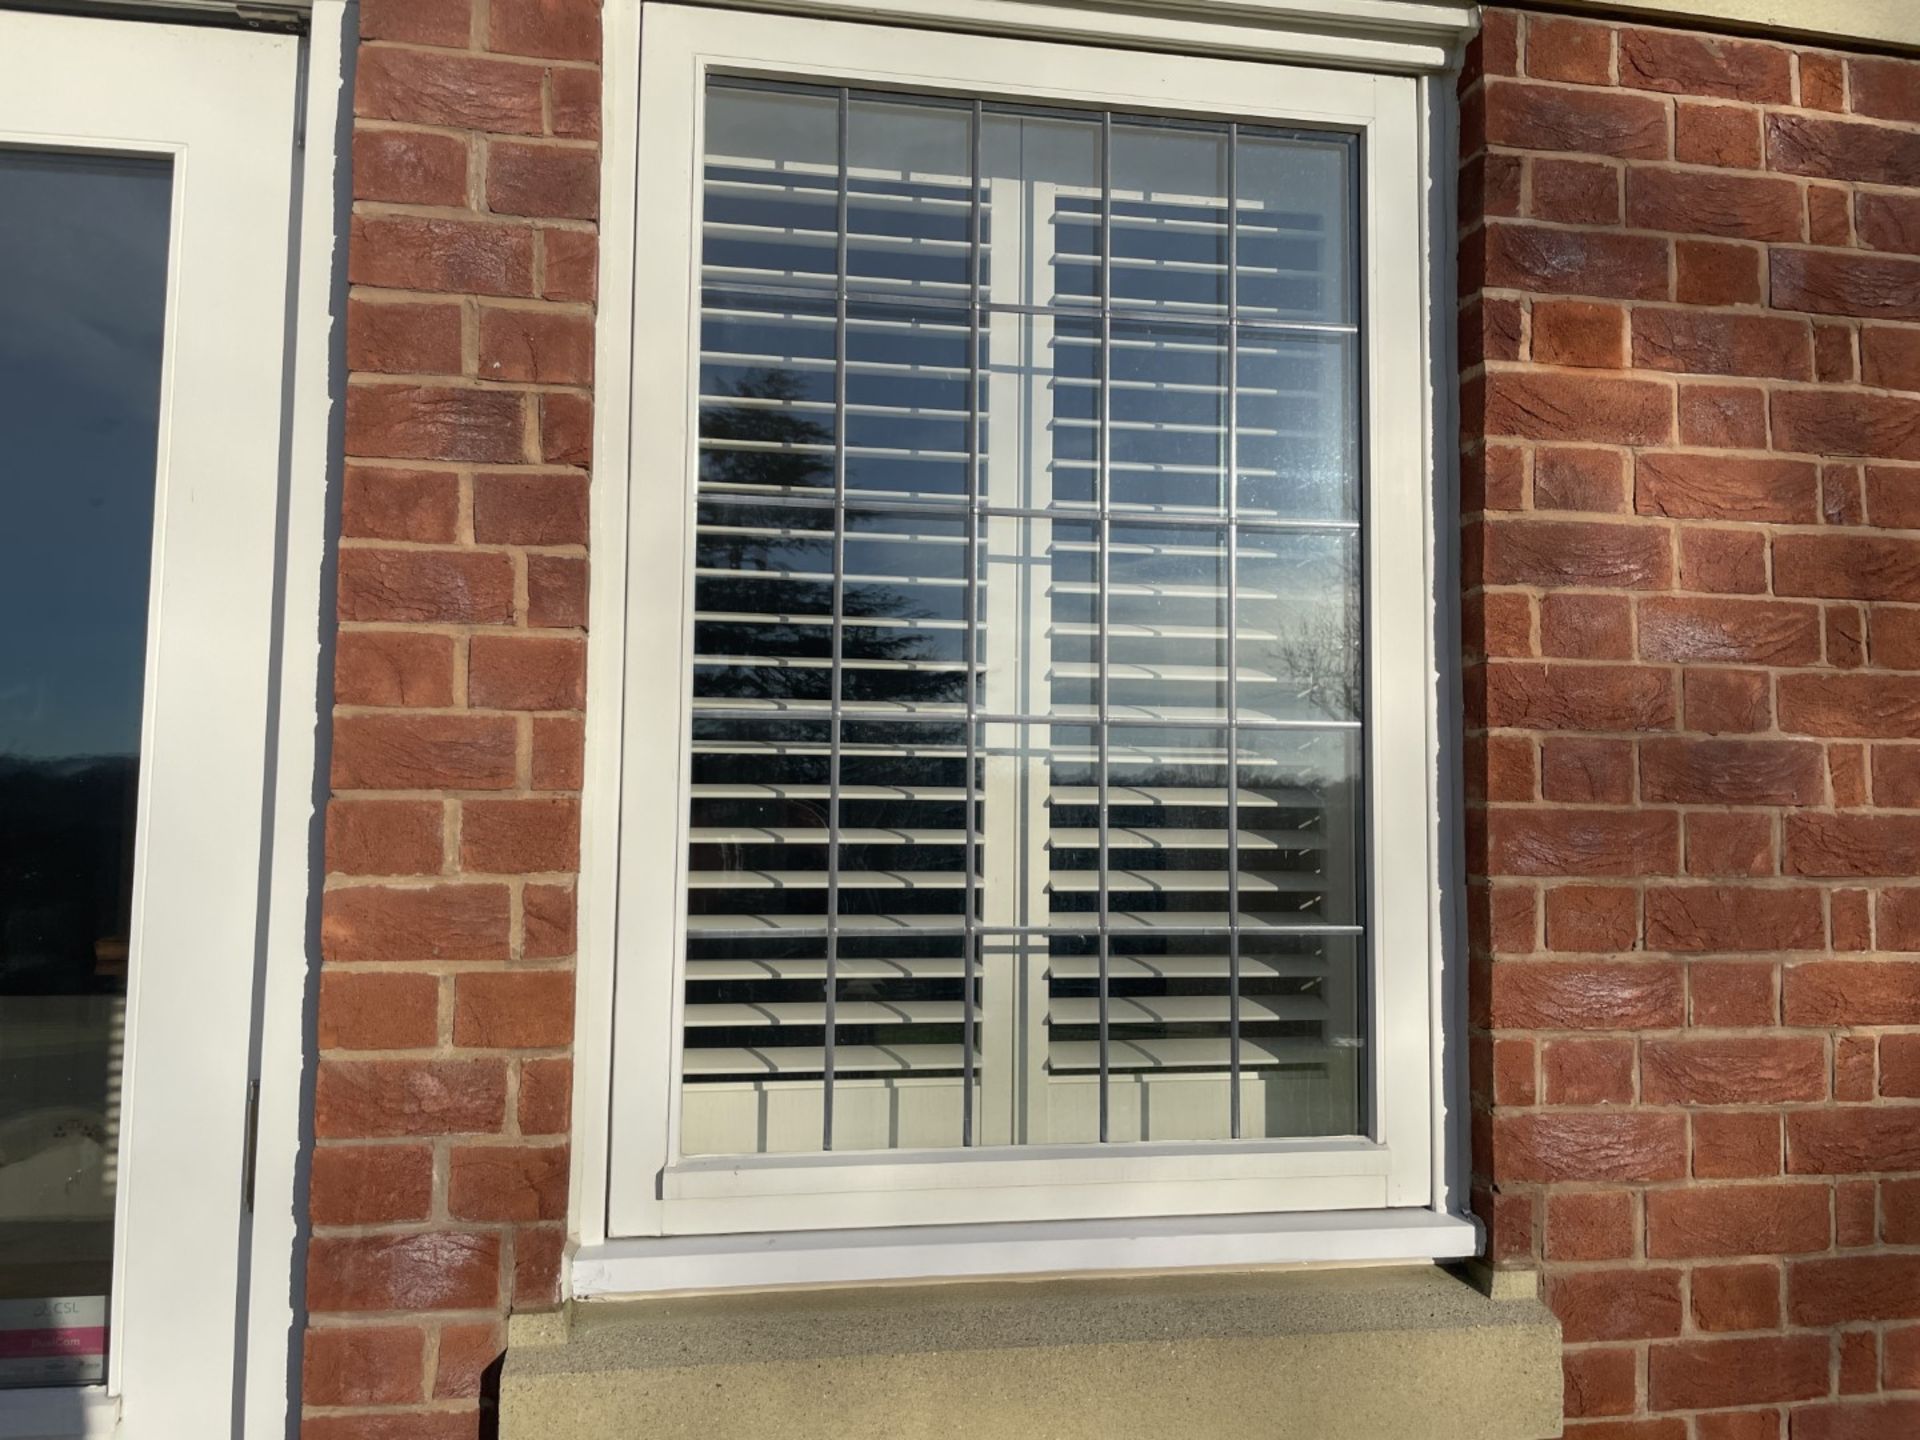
[684,80,1367,1156]
[0,149,173,1386]
[1235,131,1354,324]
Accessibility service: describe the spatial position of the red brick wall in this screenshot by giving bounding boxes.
[302,1,600,1435]
[1462,9,1920,1437]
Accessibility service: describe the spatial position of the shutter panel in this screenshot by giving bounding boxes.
[683,80,1364,1156]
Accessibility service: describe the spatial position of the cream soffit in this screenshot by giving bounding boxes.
[1546,0,1920,55]
[684,0,1481,71]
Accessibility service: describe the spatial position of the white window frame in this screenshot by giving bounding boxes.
[576,0,1472,1286]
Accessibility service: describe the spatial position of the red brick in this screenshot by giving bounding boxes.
[1835,1036,1876,1101]
[322,884,512,963]
[1776,385,1920,464]
[1838,1182,1879,1250]
[1800,50,1847,111]
[1472,884,1540,957]
[341,466,461,543]
[306,1145,434,1226]
[1483,519,1668,589]
[540,392,593,464]
[355,46,545,133]
[1464,7,1519,79]
[477,305,595,385]
[1876,744,1920,806]
[518,1057,573,1135]
[1524,14,1612,84]
[1462,152,1524,228]
[1542,738,1633,802]
[1778,674,1920,738]
[1863,326,1920,394]
[1888,1183,1920,1245]
[1470,590,1533,657]
[447,1144,569,1222]
[1679,385,1768,451]
[529,716,583,790]
[353,128,468,208]
[1675,102,1764,169]
[332,713,518,791]
[347,298,464,376]
[327,799,445,877]
[307,1232,502,1313]
[1543,1037,1635,1105]
[1470,734,1536,803]
[542,227,599,302]
[1497,1112,1687,1183]
[1644,887,1824,956]
[303,1325,426,1407]
[346,384,528,464]
[488,0,600,60]
[314,1059,508,1139]
[1534,447,1628,512]
[1788,814,1920,877]
[1770,112,1920,189]
[1485,223,1670,301]
[1792,1255,1920,1325]
[338,548,516,625]
[1637,453,1819,524]
[350,215,535,298]
[1473,1186,1536,1266]
[523,882,577,959]
[1858,191,1920,256]
[299,1412,480,1440]
[551,67,600,140]
[471,471,589,547]
[1792,1400,1920,1440]
[1677,238,1763,306]
[459,797,580,873]
[1627,168,1803,243]
[1491,961,1683,1029]
[1530,158,1622,226]
[1484,81,1670,159]
[1831,743,1869,806]
[1640,739,1823,806]
[1811,185,1854,249]
[1873,606,1920,667]
[360,0,471,47]
[468,634,586,710]
[335,632,458,710]
[1650,1334,1829,1410]
[1685,669,1772,733]
[1546,1190,1635,1263]
[1825,462,1868,523]
[1564,1345,1637,1419]
[1686,815,1774,879]
[1773,249,1920,323]
[1678,530,1766,597]
[433,1322,503,1401]
[451,970,574,1048]
[527,554,588,628]
[1567,1422,1687,1440]
[1536,595,1628,664]
[1619,28,1792,102]
[1789,1108,1920,1174]
[1850,56,1920,124]
[1547,1268,1685,1342]
[1534,300,1628,369]
[1695,1111,1782,1179]
[318,972,440,1052]
[1484,663,1676,731]
[1784,960,1920,1024]
[1642,1036,1826,1108]
[513,1225,566,1308]
[1886,1033,1920,1094]
[1866,465,1920,528]
[1486,807,1680,877]
[1691,1263,1782,1332]
[1689,960,1776,1024]
[1639,597,1822,665]
[1634,309,1811,380]
[487,142,598,221]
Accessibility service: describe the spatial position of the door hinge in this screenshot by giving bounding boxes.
[241,1078,262,1214]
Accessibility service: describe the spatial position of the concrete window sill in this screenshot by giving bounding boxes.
[500,1263,1562,1440]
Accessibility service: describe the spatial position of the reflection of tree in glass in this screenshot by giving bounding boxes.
[700,367,832,491]
[1267,545,1361,723]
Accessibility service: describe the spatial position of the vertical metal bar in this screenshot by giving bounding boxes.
[1095,110,1114,1144]
[1224,124,1243,1141]
[962,97,983,1149]
[822,87,850,1151]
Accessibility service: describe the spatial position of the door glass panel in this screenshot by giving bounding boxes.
[0,149,172,1388]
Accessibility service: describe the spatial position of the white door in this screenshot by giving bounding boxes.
[0,9,300,1436]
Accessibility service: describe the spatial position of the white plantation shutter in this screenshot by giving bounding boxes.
[682,77,1365,1156]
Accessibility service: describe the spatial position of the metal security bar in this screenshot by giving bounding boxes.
[683,77,1366,1157]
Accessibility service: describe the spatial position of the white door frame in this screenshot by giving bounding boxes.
[0,3,351,1438]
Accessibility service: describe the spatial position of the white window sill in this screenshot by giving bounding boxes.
[572,1207,1480,1298]
[0,1387,117,1440]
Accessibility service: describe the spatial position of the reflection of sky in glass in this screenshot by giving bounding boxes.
[0,152,172,761]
